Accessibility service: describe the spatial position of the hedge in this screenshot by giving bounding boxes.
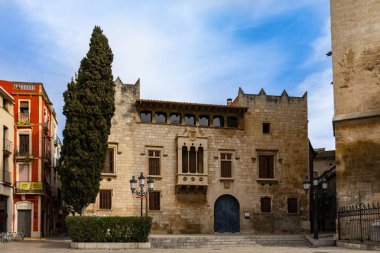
[65,216,152,242]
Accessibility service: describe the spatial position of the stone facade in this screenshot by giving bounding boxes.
[330,0,380,207]
[85,78,309,234]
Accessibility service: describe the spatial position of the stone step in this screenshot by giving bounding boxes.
[149,235,310,248]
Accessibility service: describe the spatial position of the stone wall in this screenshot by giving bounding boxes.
[330,0,380,115]
[330,0,380,207]
[85,79,309,234]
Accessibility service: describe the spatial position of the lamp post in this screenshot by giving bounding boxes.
[130,172,154,217]
[303,176,328,239]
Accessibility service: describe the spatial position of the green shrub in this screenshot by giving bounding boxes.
[65,216,152,242]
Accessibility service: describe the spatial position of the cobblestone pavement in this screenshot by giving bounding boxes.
[0,238,373,253]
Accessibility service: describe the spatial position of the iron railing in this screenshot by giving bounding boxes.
[3,138,13,155]
[18,113,30,124]
[338,203,380,242]
[2,170,11,185]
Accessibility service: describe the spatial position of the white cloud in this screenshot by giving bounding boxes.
[7,0,331,144]
[299,68,334,149]
[14,0,303,104]
[296,17,334,150]
[303,19,331,67]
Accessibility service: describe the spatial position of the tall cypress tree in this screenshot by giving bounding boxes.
[58,26,115,214]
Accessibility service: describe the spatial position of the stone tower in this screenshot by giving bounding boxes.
[330,0,380,207]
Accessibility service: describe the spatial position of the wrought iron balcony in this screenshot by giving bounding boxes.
[3,138,13,156]
[14,181,47,194]
[2,170,12,185]
[18,113,30,125]
[14,149,34,160]
[44,150,51,161]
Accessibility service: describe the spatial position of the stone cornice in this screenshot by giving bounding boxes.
[333,110,380,123]
[135,99,248,114]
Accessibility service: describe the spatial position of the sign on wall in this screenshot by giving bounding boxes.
[19,182,31,191]
[16,202,32,210]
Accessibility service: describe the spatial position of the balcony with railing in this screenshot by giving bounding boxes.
[14,181,48,195]
[2,170,12,185]
[3,138,13,156]
[18,113,30,125]
[44,150,51,161]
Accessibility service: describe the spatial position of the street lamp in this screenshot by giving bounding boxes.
[303,175,328,239]
[130,172,154,217]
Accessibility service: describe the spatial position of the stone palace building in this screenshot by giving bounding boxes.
[85,78,309,234]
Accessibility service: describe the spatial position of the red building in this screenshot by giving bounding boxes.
[0,80,61,237]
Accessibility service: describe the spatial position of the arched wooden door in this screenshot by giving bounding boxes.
[214,195,240,233]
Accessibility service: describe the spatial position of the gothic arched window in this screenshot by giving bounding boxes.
[189,146,197,173]
[182,146,188,173]
[197,147,204,173]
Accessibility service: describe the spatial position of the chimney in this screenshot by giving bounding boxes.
[227,98,232,106]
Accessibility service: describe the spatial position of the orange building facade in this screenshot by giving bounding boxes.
[0,80,61,237]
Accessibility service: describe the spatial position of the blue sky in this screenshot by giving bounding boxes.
[0,0,334,149]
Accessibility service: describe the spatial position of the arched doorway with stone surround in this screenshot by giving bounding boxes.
[214,194,240,233]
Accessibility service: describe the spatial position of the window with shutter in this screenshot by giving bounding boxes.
[221,153,232,178]
[102,148,115,173]
[287,198,298,214]
[258,155,274,178]
[99,190,112,210]
[148,150,160,175]
[149,191,160,210]
[260,197,272,213]
[19,134,30,156]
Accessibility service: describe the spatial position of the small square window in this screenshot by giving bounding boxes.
[199,115,209,127]
[263,123,270,134]
[227,116,238,128]
[213,116,224,127]
[185,114,195,126]
[155,112,167,123]
[140,111,152,123]
[260,197,271,213]
[170,113,181,124]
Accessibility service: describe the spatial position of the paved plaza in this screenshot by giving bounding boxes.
[0,238,374,253]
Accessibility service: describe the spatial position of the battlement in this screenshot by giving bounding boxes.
[115,76,140,99]
[234,87,307,108]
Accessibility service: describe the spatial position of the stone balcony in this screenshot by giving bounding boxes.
[175,173,208,194]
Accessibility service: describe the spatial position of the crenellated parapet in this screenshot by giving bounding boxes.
[235,87,307,108]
